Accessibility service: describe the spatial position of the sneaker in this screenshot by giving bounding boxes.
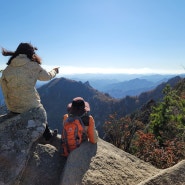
[53,129,58,137]
[49,129,58,143]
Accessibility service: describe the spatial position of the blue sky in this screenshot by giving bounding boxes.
[1,0,185,75]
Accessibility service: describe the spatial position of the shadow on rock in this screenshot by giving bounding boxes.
[60,141,97,185]
[19,143,67,185]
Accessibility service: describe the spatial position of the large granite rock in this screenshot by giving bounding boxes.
[138,160,185,185]
[60,139,161,185]
[0,111,185,185]
[19,142,66,185]
[0,108,46,185]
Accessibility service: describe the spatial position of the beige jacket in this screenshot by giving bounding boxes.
[0,54,57,113]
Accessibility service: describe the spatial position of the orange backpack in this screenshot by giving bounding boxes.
[61,116,87,157]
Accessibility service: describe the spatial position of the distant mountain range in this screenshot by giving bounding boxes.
[63,73,183,82]
[37,76,182,137]
[29,74,176,100]
[100,78,163,98]
[0,74,184,137]
[63,73,185,98]
[37,78,115,136]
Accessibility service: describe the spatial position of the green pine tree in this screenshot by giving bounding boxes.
[149,84,185,145]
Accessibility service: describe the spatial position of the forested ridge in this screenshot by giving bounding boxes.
[104,78,185,169]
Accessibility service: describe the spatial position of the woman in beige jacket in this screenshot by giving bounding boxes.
[1,43,59,140]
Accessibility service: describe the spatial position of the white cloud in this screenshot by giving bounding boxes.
[42,65,185,75]
[1,64,184,75]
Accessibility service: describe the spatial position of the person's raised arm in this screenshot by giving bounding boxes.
[38,66,60,81]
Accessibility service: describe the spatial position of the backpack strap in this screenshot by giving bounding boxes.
[71,115,89,142]
[62,127,70,153]
[66,115,86,128]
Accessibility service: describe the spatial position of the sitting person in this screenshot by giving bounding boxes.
[61,97,98,157]
[0,42,59,140]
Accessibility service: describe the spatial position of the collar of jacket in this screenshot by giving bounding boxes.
[11,54,30,67]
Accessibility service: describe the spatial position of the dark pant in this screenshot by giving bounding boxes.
[43,124,52,140]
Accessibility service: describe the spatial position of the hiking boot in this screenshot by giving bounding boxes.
[39,129,58,145]
[53,129,58,137]
[48,129,61,148]
[49,129,58,142]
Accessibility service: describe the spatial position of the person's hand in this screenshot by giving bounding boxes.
[53,67,60,74]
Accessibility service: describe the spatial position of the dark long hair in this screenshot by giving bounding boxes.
[5,43,41,65]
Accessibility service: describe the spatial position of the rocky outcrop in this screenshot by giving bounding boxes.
[0,112,185,185]
[60,139,160,185]
[138,160,185,185]
[0,110,46,185]
[19,142,66,185]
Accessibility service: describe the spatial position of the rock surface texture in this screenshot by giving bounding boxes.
[0,112,185,185]
[138,160,185,185]
[60,139,160,185]
[0,109,46,185]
